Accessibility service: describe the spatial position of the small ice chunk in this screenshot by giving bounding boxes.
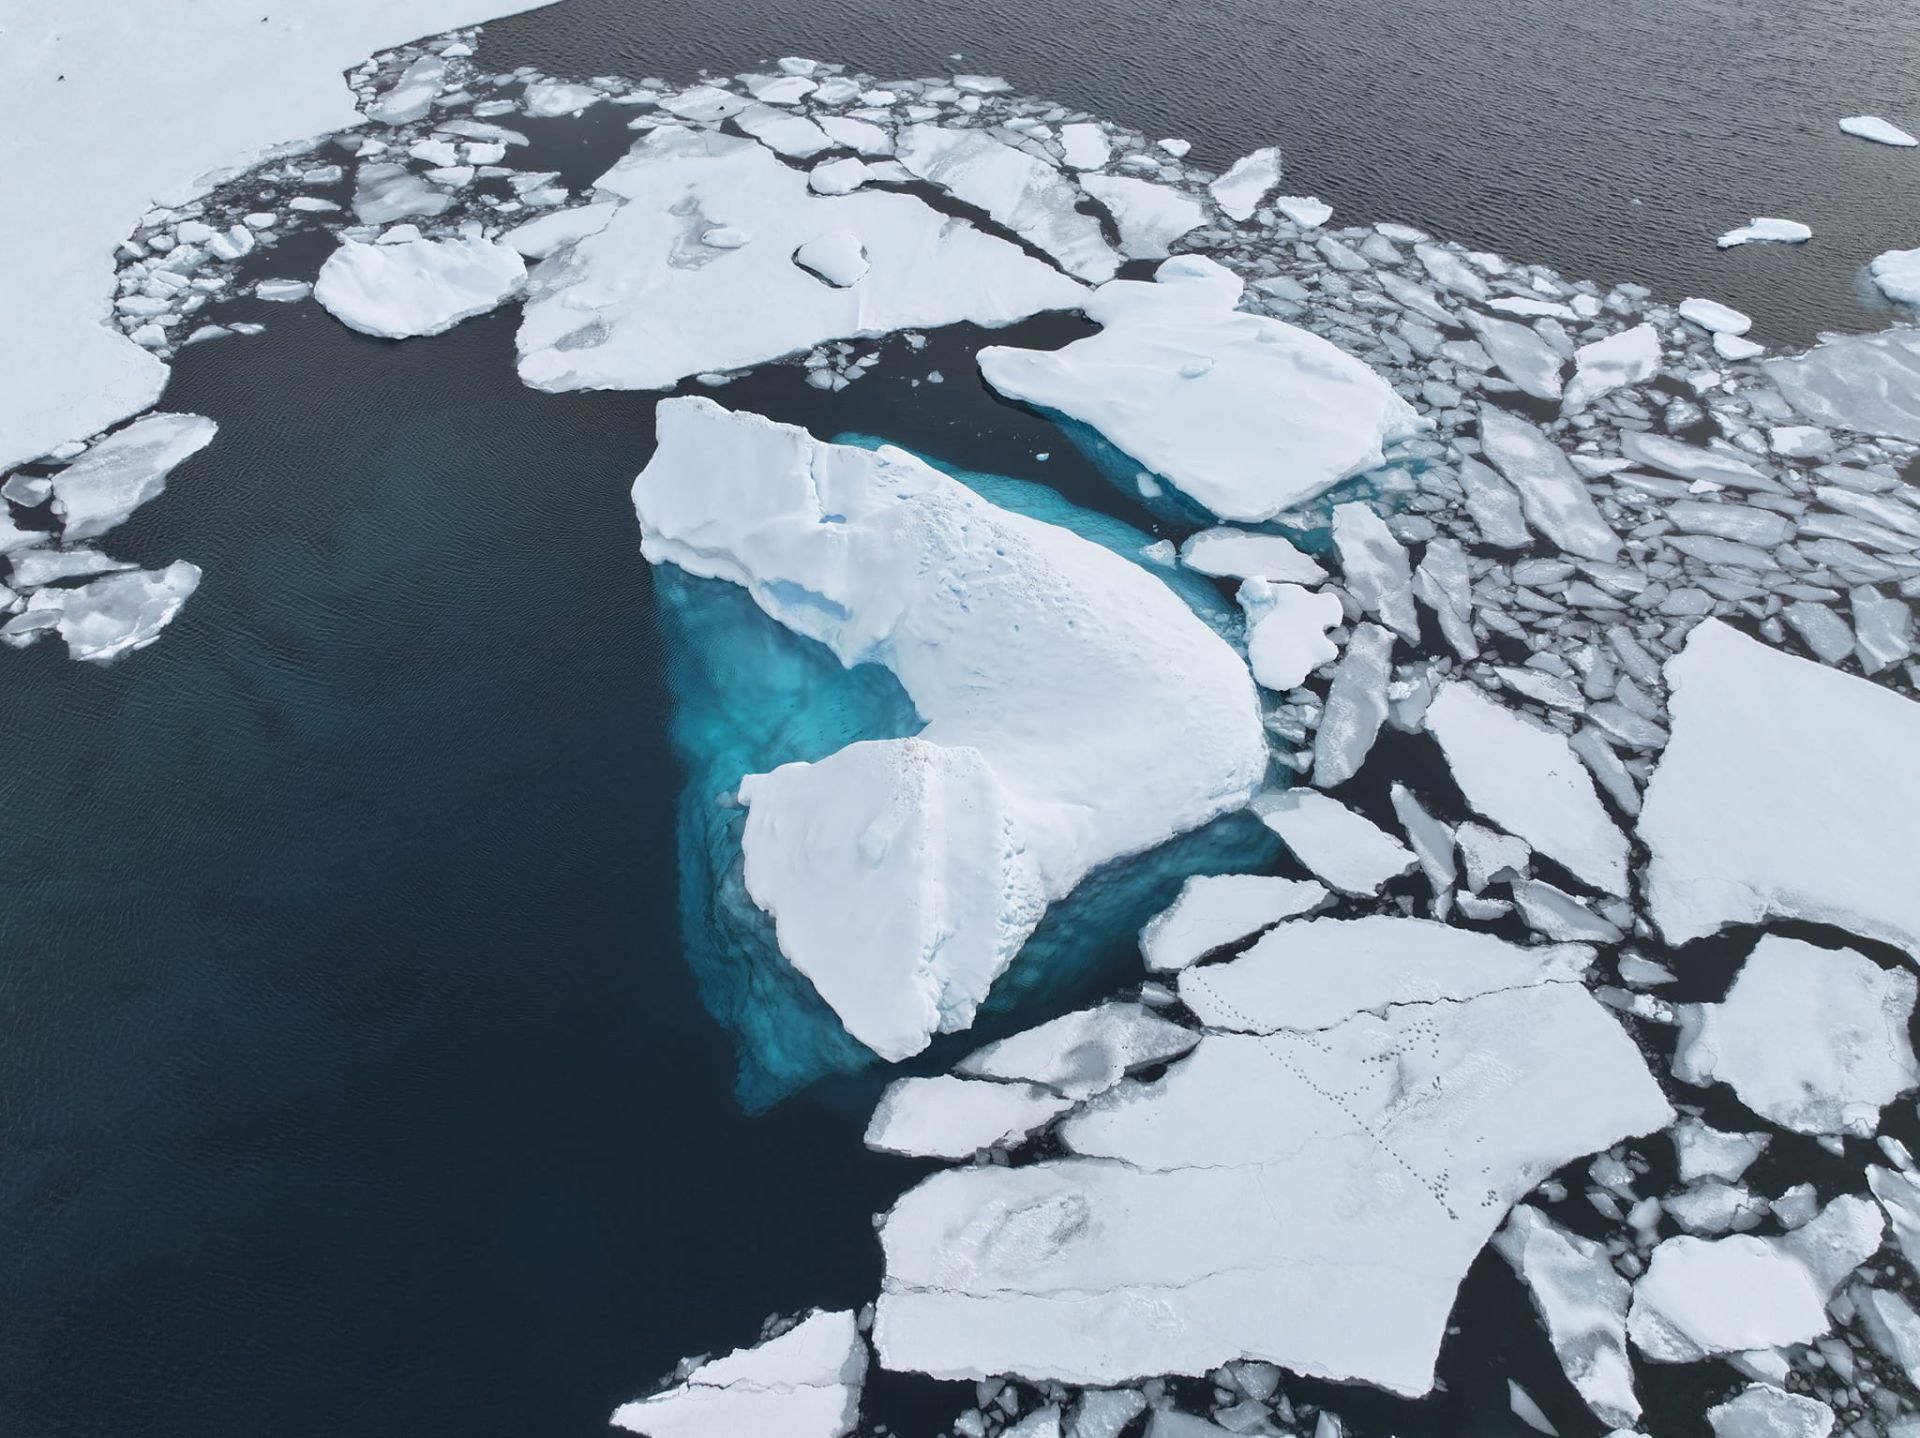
[1639,619,1920,958]
[1077,175,1206,260]
[1331,502,1418,642]
[1140,874,1330,972]
[1240,579,1342,690]
[1425,682,1628,894]
[254,278,311,303]
[1672,933,1919,1136]
[1618,431,1779,492]
[351,162,454,225]
[1778,1194,1886,1296]
[1859,1287,1920,1389]
[980,258,1420,522]
[1717,218,1811,248]
[522,79,603,118]
[1512,879,1624,942]
[1671,1117,1768,1184]
[1465,311,1564,400]
[31,560,201,663]
[1274,195,1333,228]
[1414,537,1478,660]
[8,546,130,588]
[1678,298,1753,335]
[791,232,870,288]
[1179,528,1326,584]
[1707,1385,1834,1438]
[1311,622,1395,788]
[1209,146,1282,222]
[610,1309,866,1438]
[1840,115,1919,147]
[807,157,873,195]
[1455,456,1531,549]
[1496,1207,1640,1430]
[818,115,892,157]
[368,55,447,126]
[1627,1235,1829,1362]
[46,412,216,542]
[1563,324,1660,413]
[315,236,526,339]
[735,103,834,159]
[1058,122,1111,170]
[865,1074,1075,1158]
[956,1001,1201,1099]
[1870,246,1920,305]
[1252,790,1416,895]
[1478,407,1623,561]
[1853,585,1914,673]
[504,202,619,259]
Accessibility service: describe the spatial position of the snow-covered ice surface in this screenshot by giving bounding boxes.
[874,916,1669,1393]
[979,257,1421,521]
[45,412,217,542]
[865,1074,1075,1159]
[1627,1235,1831,1361]
[1673,934,1919,1136]
[1640,619,1920,957]
[609,1309,867,1438]
[630,398,1265,1059]
[1494,1206,1641,1429]
[1871,247,1920,306]
[315,233,526,338]
[1139,873,1329,972]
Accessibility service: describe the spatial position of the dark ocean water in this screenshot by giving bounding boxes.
[3,2,1918,1436]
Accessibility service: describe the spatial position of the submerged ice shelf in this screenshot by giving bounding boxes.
[632,398,1266,1062]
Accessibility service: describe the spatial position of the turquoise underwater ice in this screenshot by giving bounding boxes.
[654,438,1278,1109]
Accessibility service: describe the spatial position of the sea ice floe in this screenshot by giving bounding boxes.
[1677,297,1753,335]
[954,1001,1200,1100]
[1057,121,1110,170]
[315,234,526,338]
[502,201,619,258]
[1627,1234,1830,1362]
[894,125,1120,282]
[1639,618,1920,958]
[1464,311,1564,400]
[979,256,1421,523]
[1562,323,1660,413]
[1493,1206,1640,1430]
[875,918,1668,1394]
[1476,408,1623,560]
[1240,579,1343,690]
[1707,1385,1835,1438]
[1716,218,1811,248]
[1250,790,1416,896]
[1310,622,1395,788]
[1177,527,1327,585]
[610,1309,867,1438]
[517,129,1084,393]
[45,412,217,542]
[1139,873,1330,973]
[522,78,602,117]
[865,1074,1076,1159]
[7,547,129,589]
[1672,934,1919,1136]
[630,398,1266,1060]
[1870,246,1920,305]
[4,560,202,663]
[1077,175,1207,260]
[1330,502,1418,642]
[1208,147,1283,222]
[1763,327,1920,442]
[1423,682,1628,895]
[1840,115,1920,147]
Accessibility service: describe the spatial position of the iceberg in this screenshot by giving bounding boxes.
[893,125,1120,282]
[1139,874,1330,972]
[979,257,1422,523]
[1638,618,1920,957]
[315,235,527,339]
[631,399,1266,1061]
[874,919,1669,1394]
[865,1075,1075,1159]
[517,129,1085,393]
[610,1310,867,1438]
[46,412,216,542]
[1423,682,1628,895]
[1840,115,1919,146]
[1672,934,1919,1136]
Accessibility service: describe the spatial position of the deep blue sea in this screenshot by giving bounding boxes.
[4,1,1919,1434]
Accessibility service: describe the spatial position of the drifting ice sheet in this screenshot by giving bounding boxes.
[1140,873,1330,972]
[979,256,1421,522]
[15,560,202,663]
[631,399,1266,1060]
[1673,934,1919,1136]
[1627,1235,1829,1361]
[1077,175,1206,260]
[955,1001,1200,1099]
[518,129,1085,392]
[875,919,1669,1394]
[315,235,526,339]
[1764,328,1920,443]
[1639,619,1920,958]
[865,1075,1075,1159]
[610,1309,867,1438]
[1494,1206,1640,1430]
[47,412,217,542]
[1251,790,1415,896]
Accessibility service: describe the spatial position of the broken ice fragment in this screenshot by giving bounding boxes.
[1477,408,1623,560]
[1140,874,1330,973]
[1330,502,1419,642]
[1840,115,1919,146]
[955,1001,1200,1099]
[1494,1207,1640,1430]
[1465,311,1564,400]
[1627,1235,1829,1362]
[1077,175,1206,260]
[1310,622,1395,789]
[610,1309,867,1438]
[1678,297,1753,335]
[791,233,870,288]
[1764,328,1920,442]
[1274,195,1333,228]
[46,412,216,542]
[1870,246,1920,305]
[1251,790,1415,895]
[1209,146,1282,222]
[315,236,526,340]
[1707,1385,1834,1438]
[1672,934,1919,1137]
[1240,579,1342,690]
[26,560,201,663]
[1562,324,1659,413]
[865,1075,1074,1159]
[1179,528,1326,585]
[1716,218,1811,248]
